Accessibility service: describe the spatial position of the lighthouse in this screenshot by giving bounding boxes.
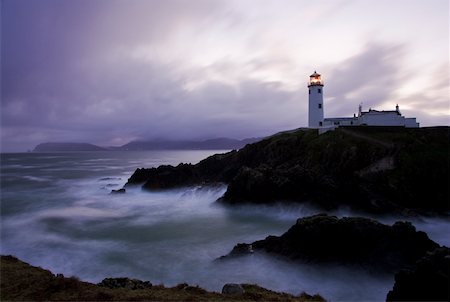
[308,71,324,128]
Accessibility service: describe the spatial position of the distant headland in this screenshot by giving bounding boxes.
[32,138,261,152]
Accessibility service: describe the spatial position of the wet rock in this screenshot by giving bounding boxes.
[230,243,254,256]
[222,283,244,295]
[142,163,200,190]
[217,243,255,261]
[221,214,439,272]
[111,188,126,194]
[386,247,450,301]
[97,277,152,290]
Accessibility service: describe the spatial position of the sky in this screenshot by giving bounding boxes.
[1,0,449,152]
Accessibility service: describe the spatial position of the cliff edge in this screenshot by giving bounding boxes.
[126,127,450,214]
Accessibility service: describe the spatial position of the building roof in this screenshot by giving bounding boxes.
[361,109,401,116]
[324,117,356,121]
[310,71,321,77]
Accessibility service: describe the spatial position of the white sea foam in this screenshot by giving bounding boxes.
[22,175,50,182]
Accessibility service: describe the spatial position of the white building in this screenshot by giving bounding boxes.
[307,71,419,130]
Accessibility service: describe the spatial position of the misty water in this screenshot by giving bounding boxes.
[1,151,449,301]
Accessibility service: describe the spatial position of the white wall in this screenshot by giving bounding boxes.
[359,112,404,126]
[405,118,420,128]
[358,112,419,128]
[308,85,324,128]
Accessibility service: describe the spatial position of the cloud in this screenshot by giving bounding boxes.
[1,0,448,151]
[324,43,406,117]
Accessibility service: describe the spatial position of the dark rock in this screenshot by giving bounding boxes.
[125,167,154,185]
[142,163,200,190]
[97,277,152,290]
[222,283,244,295]
[221,214,439,272]
[111,188,126,194]
[125,127,450,214]
[386,247,450,301]
[229,243,254,256]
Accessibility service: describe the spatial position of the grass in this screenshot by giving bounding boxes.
[0,255,325,301]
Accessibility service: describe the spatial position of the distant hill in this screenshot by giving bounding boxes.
[118,138,261,151]
[33,142,107,152]
[33,138,261,152]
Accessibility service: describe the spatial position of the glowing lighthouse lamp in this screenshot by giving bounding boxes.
[308,71,324,128]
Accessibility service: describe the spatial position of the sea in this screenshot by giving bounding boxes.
[1,151,449,302]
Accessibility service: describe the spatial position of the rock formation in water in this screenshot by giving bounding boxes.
[386,247,450,301]
[126,127,450,214]
[219,214,440,273]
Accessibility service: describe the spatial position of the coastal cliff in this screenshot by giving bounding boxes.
[126,126,450,214]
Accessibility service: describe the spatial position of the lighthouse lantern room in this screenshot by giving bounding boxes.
[308,71,324,128]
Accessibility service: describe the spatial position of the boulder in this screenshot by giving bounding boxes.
[222,283,244,295]
[221,214,439,272]
[386,247,449,301]
[111,188,126,194]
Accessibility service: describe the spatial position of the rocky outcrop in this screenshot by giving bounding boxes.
[126,127,450,214]
[220,214,440,272]
[386,247,450,301]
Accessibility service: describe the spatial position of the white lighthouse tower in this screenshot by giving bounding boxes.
[308,71,324,128]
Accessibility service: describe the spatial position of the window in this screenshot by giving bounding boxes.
[319,122,323,126]
[318,104,322,109]
[309,89,311,94]
[318,88,321,93]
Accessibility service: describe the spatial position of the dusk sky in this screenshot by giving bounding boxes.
[2,0,449,152]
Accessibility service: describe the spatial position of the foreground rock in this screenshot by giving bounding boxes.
[386,247,450,301]
[222,283,244,295]
[126,127,450,214]
[220,214,439,273]
[0,255,324,301]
